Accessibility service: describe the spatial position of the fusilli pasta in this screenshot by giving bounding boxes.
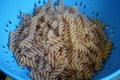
[9,0,112,80]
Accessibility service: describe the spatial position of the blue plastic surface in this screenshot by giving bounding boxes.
[0,0,120,80]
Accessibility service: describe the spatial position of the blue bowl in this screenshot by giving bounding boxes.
[0,0,120,80]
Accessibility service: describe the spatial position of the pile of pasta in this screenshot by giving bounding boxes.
[9,0,112,80]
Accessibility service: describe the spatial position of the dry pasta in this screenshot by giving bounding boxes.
[9,0,112,80]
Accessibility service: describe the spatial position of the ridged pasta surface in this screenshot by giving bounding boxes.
[9,0,112,80]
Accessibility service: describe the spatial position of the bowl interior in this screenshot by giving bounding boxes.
[0,0,120,80]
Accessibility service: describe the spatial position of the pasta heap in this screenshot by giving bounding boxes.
[9,0,112,80]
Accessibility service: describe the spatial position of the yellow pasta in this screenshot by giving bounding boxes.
[9,0,112,80]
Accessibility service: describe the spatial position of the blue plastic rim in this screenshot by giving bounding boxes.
[0,0,120,80]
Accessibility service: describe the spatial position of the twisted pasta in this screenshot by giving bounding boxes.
[9,0,112,80]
